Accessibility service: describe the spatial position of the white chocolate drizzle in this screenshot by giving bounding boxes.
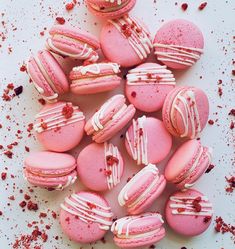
[54,175,77,190]
[111,213,164,236]
[34,102,85,133]
[154,43,203,66]
[169,195,213,216]
[171,89,201,138]
[127,65,176,86]
[109,15,153,60]
[126,115,148,165]
[118,164,160,207]
[105,0,122,5]
[104,142,121,189]
[61,193,113,230]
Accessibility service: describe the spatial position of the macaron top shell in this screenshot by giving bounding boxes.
[154,19,204,69]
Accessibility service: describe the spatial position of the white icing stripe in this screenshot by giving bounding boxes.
[154,43,203,66]
[118,164,160,208]
[61,194,113,230]
[72,63,120,75]
[34,102,85,133]
[106,0,122,5]
[109,16,152,60]
[54,175,77,190]
[127,65,176,86]
[169,196,213,216]
[126,115,148,165]
[104,143,121,189]
[111,213,163,236]
[46,37,98,62]
[171,89,201,138]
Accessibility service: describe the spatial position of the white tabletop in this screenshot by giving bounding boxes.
[0,0,234,248]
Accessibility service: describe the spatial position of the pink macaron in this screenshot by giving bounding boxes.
[60,191,113,243]
[126,62,176,112]
[165,189,213,236]
[69,62,121,95]
[154,19,204,70]
[27,50,69,103]
[165,139,212,190]
[46,25,100,62]
[24,151,77,190]
[77,142,124,191]
[85,0,136,19]
[111,212,165,248]
[34,101,85,152]
[118,164,166,215]
[162,86,209,139]
[125,116,172,165]
[85,94,136,143]
[101,15,153,67]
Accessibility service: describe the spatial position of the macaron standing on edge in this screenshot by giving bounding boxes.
[60,191,113,243]
[162,86,209,139]
[85,94,136,143]
[154,19,204,70]
[86,0,137,19]
[165,139,212,190]
[101,14,153,67]
[46,25,100,62]
[24,151,77,190]
[27,50,69,103]
[126,62,176,112]
[70,62,122,95]
[77,142,124,191]
[111,212,166,248]
[34,101,85,152]
[165,189,213,236]
[125,115,172,165]
[118,164,166,215]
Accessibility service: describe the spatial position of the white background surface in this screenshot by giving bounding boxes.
[0,0,234,248]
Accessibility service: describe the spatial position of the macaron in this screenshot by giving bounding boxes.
[165,189,213,236]
[154,19,204,70]
[162,86,209,139]
[69,62,121,95]
[24,151,77,190]
[34,101,85,152]
[125,115,172,165]
[101,15,153,67]
[125,62,176,112]
[27,50,69,103]
[118,164,166,215]
[77,142,124,191]
[46,25,100,62]
[85,0,136,19]
[111,212,165,248]
[60,191,113,243]
[85,94,136,143]
[165,139,212,190]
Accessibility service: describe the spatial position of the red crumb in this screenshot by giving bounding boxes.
[230,121,234,130]
[181,3,188,11]
[87,202,96,209]
[198,2,207,10]
[208,119,214,125]
[104,169,112,176]
[214,216,235,240]
[25,146,30,152]
[38,98,46,105]
[229,109,235,116]
[225,176,235,193]
[177,208,186,213]
[204,216,212,223]
[205,164,215,173]
[19,201,27,208]
[20,65,27,72]
[56,17,65,25]
[218,87,223,97]
[131,91,137,98]
[65,2,75,11]
[1,172,7,180]
[192,197,202,212]
[62,104,74,119]
[27,201,38,211]
[106,155,119,166]
[139,128,143,136]
[40,122,48,130]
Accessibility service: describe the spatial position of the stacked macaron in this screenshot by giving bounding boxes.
[23,1,215,248]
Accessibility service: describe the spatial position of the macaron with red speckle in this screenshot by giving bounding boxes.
[165,189,213,236]
[162,86,209,139]
[34,101,85,152]
[125,62,176,112]
[69,62,121,95]
[154,19,204,70]
[85,94,136,143]
[27,50,69,103]
[125,115,172,165]
[111,212,166,248]
[118,164,166,215]
[101,15,153,67]
[60,191,113,243]
[46,25,100,62]
[165,139,213,190]
[85,0,136,19]
[24,151,77,190]
[77,142,124,191]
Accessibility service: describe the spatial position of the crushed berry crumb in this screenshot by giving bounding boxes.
[56,17,65,25]
[205,164,215,173]
[181,3,188,11]
[198,2,207,10]
[14,86,23,96]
